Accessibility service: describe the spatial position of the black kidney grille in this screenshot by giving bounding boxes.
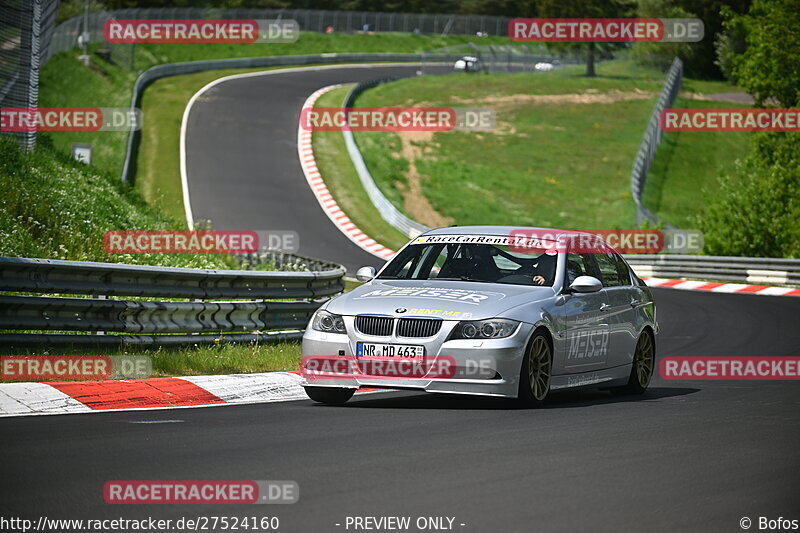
[355,315,394,336]
[397,318,442,338]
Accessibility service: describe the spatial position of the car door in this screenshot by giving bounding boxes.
[592,252,635,369]
[560,252,610,373]
[610,252,645,367]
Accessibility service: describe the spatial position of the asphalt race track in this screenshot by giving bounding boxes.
[2,64,799,533]
[2,288,799,532]
[184,64,446,273]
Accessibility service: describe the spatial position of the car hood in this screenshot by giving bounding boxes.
[326,279,554,321]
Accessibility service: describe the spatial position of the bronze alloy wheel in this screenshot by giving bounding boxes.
[525,333,552,403]
[634,332,655,388]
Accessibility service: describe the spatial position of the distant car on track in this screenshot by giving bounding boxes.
[454,56,482,73]
[301,226,657,406]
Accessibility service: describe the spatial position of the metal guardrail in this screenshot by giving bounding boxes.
[0,296,320,333]
[1,252,795,348]
[120,52,463,185]
[624,254,800,286]
[342,77,432,238]
[0,255,345,346]
[630,57,683,227]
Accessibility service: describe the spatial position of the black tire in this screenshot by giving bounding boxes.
[614,330,655,395]
[304,386,355,405]
[517,331,553,407]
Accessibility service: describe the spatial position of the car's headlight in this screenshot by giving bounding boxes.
[449,319,519,340]
[311,310,347,334]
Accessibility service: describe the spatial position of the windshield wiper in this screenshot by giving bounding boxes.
[427,276,491,283]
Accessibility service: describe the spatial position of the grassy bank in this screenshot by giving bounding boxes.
[643,98,751,227]
[1,342,302,377]
[349,60,748,230]
[0,135,233,268]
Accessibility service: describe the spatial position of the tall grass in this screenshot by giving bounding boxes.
[0,135,234,268]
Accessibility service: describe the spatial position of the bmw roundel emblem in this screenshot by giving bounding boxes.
[395,307,407,313]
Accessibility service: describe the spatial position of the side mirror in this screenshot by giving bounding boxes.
[356,266,377,283]
[569,275,603,293]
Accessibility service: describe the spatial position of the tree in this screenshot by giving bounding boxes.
[697,133,799,258]
[671,0,751,79]
[537,0,635,77]
[632,0,697,72]
[696,0,800,258]
[714,5,747,83]
[730,0,800,107]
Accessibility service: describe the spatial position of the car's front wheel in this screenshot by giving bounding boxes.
[304,386,355,405]
[614,330,655,395]
[518,331,552,407]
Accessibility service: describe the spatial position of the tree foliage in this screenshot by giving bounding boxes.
[696,0,800,258]
[631,0,696,71]
[713,5,747,83]
[729,0,800,107]
[698,133,799,258]
[537,0,635,77]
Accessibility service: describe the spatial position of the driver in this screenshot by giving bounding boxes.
[531,252,557,285]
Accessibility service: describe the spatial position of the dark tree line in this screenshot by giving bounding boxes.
[62,0,754,79]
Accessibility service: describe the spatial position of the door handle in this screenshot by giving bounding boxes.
[630,299,641,307]
[600,303,611,311]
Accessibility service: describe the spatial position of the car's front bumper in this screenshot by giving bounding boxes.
[301,319,534,398]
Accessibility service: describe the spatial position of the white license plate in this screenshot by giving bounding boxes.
[356,342,424,359]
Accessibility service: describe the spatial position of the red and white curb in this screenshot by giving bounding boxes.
[297,85,396,261]
[0,372,311,417]
[643,277,800,297]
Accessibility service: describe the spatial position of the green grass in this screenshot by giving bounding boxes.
[643,98,751,227]
[38,51,138,181]
[349,59,748,230]
[1,342,302,378]
[0,135,234,268]
[312,86,411,252]
[353,61,661,229]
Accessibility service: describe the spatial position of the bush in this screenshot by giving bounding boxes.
[697,133,800,258]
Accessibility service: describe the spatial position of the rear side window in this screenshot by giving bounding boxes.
[594,252,623,287]
[565,253,596,285]
[613,253,632,286]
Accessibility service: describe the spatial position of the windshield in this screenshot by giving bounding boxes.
[378,237,559,287]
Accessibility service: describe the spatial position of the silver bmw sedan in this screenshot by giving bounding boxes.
[301,226,657,407]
